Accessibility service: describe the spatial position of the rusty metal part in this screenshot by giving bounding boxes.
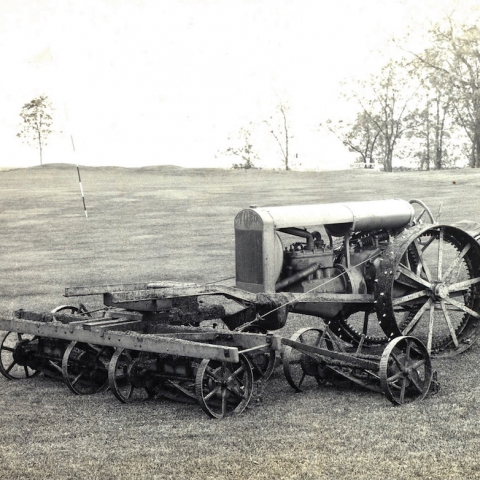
[282,327,330,391]
[236,324,276,381]
[379,336,432,404]
[108,349,157,403]
[0,332,40,380]
[282,327,435,405]
[61,342,112,395]
[195,353,254,419]
[375,224,480,356]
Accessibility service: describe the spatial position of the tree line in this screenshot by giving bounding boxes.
[19,14,480,172]
[324,15,480,172]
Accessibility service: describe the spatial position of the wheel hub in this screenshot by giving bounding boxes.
[432,282,449,300]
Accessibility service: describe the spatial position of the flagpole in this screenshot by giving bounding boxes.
[71,136,88,218]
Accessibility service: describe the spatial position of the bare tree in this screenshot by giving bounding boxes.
[17,95,54,166]
[224,124,259,169]
[264,103,292,170]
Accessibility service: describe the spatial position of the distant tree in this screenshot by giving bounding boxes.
[409,18,480,167]
[224,124,259,169]
[403,84,453,170]
[321,112,381,168]
[17,95,54,166]
[264,103,292,170]
[354,61,418,172]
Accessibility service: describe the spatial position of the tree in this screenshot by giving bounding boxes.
[17,95,54,166]
[223,124,259,169]
[354,61,418,172]
[402,83,454,170]
[321,113,381,168]
[409,18,480,167]
[264,103,292,170]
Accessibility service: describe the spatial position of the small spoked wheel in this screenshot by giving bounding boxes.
[409,199,435,225]
[195,354,254,419]
[108,349,156,403]
[379,336,432,405]
[0,332,39,380]
[62,341,111,395]
[283,327,333,392]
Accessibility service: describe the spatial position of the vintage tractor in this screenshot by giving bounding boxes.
[1,198,479,416]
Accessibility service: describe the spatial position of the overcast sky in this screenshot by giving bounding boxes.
[0,0,473,169]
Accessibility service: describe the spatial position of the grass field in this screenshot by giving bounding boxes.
[1,164,480,479]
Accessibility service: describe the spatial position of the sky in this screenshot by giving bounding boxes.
[0,0,474,170]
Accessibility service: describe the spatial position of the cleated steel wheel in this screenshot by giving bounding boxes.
[195,353,254,419]
[0,332,39,380]
[108,348,157,403]
[283,327,337,392]
[376,224,480,356]
[62,341,112,395]
[380,336,432,405]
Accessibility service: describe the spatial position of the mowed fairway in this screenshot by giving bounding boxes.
[1,164,480,479]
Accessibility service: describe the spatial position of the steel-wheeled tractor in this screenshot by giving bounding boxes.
[1,198,480,417]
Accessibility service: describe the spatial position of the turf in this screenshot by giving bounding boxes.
[1,165,480,479]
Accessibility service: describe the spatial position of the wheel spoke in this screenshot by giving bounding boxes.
[444,297,480,319]
[390,352,407,373]
[437,228,444,281]
[221,387,227,417]
[399,377,407,403]
[48,360,63,374]
[402,298,432,335]
[404,340,412,363]
[440,300,459,347]
[387,370,404,383]
[397,264,432,289]
[409,375,424,394]
[392,289,430,306]
[228,365,245,381]
[443,243,471,282]
[226,385,247,399]
[6,361,17,374]
[427,302,435,353]
[447,276,480,294]
[419,235,436,253]
[297,371,307,388]
[412,241,434,282]
[71,370,86,386]
[2,346,14,352]
[205,365,222,383]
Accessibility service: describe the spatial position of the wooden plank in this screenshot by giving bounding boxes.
[0,316,240,363]
[81,319,144,332]
[65,283,154,297]
[287,293,375,304]
[65,281,200,297]
[108,288,374,306]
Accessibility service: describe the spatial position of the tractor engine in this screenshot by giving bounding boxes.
[234,199,415,323]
